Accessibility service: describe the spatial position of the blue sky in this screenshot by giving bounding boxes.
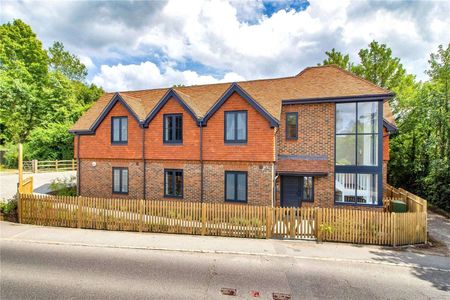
[1,0,449,92]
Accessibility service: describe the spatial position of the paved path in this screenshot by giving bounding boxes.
[0,171,76,200]
[1,222,449,299]
[428,211,450,250]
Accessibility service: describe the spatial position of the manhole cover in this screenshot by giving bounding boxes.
[221,288,237,296]
[273,292,291,300]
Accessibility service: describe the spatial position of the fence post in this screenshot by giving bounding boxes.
[77,197,83,228]
[32,160,38,173]
[316,208,322,242]
[201,203,207,235]
[392,212,397,247]
[266,207,272,239]
[55,160,59,171]
[139,199,144,232]
[72,159,75,171]
[289,208,295,238]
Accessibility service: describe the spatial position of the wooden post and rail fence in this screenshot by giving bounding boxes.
[22,159,77,173]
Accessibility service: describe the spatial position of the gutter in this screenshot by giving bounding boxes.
[76,135,81,196]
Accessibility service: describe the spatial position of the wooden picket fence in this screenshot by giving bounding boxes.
[18,194,427,246]
[384,184,427,213]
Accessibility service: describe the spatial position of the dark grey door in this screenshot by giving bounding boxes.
[281,176,301,207]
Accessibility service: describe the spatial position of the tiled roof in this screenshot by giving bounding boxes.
[70,65,393,132]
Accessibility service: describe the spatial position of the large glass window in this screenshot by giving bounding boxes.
[225,171,247,202]
[335,102,381,205]
[112,167,128,194]
[286,112,298,140]
[164,169,183,198]
[225,111,247,143]
[111,117,128,144]
[164,114,183,143]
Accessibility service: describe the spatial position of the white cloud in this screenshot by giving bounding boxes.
[1,0,449,90]
[92,61,245,92]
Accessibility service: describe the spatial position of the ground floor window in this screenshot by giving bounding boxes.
[112,167,128,194]
[335,172,378,205]
[164,169,183,198]
[225,171,247,202]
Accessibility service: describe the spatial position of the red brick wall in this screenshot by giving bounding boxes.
[78,102,142,159]
[202,92,275,162]
[277,103,335,207]
[383,127,389,161]
[145,97,200,160]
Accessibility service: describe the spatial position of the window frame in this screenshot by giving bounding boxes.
[334,101,383,206]
[112,167,129,194]
[164,169,183,198]
[285,112,298,140]
[224,171,248,203]
[111,116,128,145]
[224,110,248,144]
[163,114,183,144]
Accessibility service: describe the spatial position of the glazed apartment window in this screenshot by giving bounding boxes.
[111,116,128,144]
[112,167,128,194]
[164,114,183,144]
[225,171,247,202]
[164,169,183,198]
[334,101,382,205]
[224,111,247,143]
[286,112,298,140]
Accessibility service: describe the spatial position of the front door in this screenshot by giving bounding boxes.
[281,176,302,207]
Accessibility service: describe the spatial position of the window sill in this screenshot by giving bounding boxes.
[163,142,183,146]
[225,199,248,203]
[111,142,128,146]
[334,202,382,207]
[164,195,183,199]
[113,192,129,195]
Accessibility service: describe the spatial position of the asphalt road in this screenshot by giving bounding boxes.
[1,240,448,299]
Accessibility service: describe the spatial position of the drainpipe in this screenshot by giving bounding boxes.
[142,125,146,200]
[199,120,204,203]
[76,135,81,196]
[272,126,279,207]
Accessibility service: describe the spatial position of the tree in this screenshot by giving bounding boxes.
[48,41,88,81]
[353,41,406,90]
[320,48,353,71]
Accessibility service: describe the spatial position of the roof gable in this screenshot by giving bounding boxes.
[202,83,279,127]
[143,89,199,127]
[69,93,143,134]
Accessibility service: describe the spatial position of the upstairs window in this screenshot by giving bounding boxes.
[164,169,183,198]
[225,171,247,202]
[112,167,128,194]
[164,114,183,144]
[286,112,298,140]
[111,117,128,144]
[225,111,247,143]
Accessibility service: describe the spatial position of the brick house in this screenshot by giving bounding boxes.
[70,65,397,209]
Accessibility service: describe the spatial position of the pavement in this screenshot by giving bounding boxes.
[1,221,449,299]
[0,171,76,200]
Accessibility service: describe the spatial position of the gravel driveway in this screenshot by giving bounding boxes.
[0,171,76,200]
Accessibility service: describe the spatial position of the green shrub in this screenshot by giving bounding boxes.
[49,175,76,196]
[0,198,17,215]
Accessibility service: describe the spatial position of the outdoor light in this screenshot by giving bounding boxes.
[92,161,96,167]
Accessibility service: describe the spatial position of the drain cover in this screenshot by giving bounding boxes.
[272,292,291,300]
[221,288,237,296]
